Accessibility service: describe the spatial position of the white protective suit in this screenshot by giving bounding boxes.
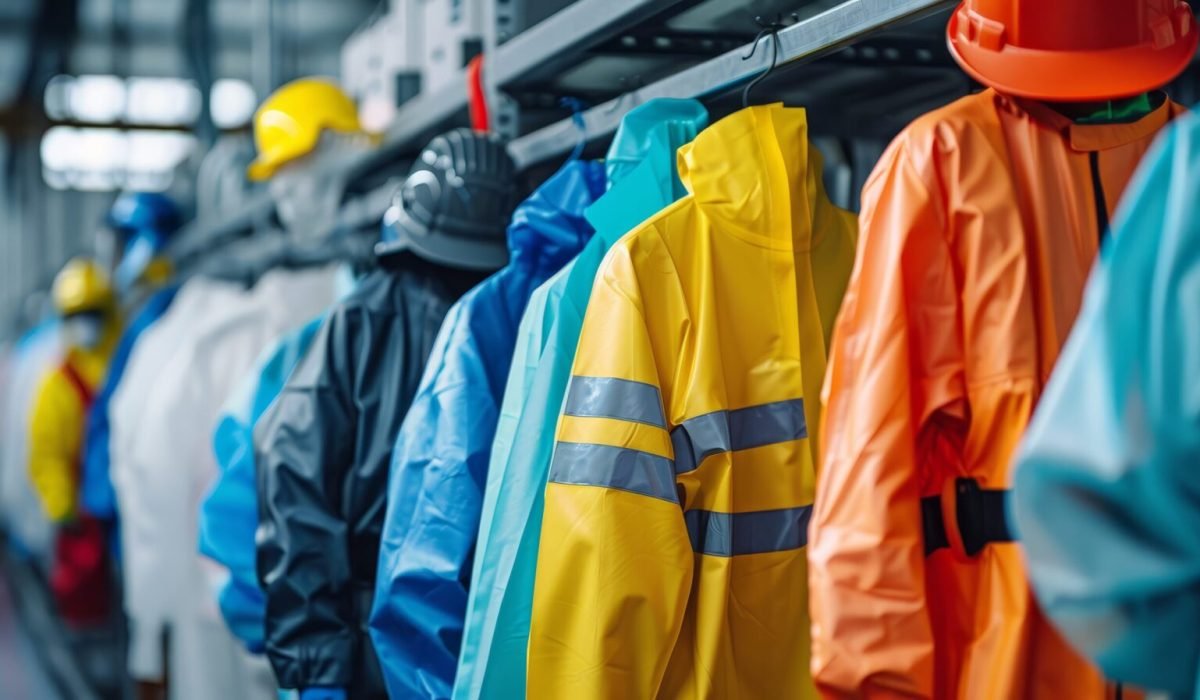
[111,268,338,700]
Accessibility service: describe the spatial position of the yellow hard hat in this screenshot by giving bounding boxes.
[51,257,115,316]
[247,77,363,182]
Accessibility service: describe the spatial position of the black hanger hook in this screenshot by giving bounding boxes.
[741,14,794,109]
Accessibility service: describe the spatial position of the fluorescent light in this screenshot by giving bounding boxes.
[68,75,126,124]
[41,126,195,192]
[42,74,256,130]
[126,77,201,125]
[211,79,257,129]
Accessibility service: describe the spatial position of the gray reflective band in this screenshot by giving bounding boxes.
[563,376,666,428]
[671,399,807,474]
[549,441,678,503]
[684,506,813,557]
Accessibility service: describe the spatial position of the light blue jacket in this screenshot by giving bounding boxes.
[369,158,604,700]
[197,317,323,653]
[452,99,708,700]
[1012,112,1200,699]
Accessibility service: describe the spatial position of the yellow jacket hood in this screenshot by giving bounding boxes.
[677,104,835,253]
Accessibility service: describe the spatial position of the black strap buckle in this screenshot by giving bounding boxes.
[921,478,1014,557]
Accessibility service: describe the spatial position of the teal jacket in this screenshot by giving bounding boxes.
[1012,111,1200,699]
[451,99,709,700]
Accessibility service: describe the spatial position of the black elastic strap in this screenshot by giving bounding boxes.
[922,479,1015,557]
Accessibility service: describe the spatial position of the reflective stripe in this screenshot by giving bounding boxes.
[671,399,807,474]
[549,441,678,503]
[563,376,666,428]
[684,506,813,557]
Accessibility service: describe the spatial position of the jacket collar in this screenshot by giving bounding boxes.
[505,159,605,276]
[1003,90,1177,152]
[585,98,709,248]
[677,104,833,251]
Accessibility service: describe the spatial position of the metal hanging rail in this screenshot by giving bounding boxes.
[509,0,956,168]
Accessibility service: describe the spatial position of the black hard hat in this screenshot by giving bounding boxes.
[376,128,518,271]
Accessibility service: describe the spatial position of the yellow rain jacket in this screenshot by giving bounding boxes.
[528,104,857,698]
[29,325,119,523]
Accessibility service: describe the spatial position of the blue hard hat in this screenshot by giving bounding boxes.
[109,192,182,291]
[108,192,182,236]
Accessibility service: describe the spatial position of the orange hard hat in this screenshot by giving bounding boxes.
[948,0,1198,101]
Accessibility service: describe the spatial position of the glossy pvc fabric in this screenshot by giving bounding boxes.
[197,316,322,653]
[255,261,485,696]
[81,284,179,525]
[453,99,708,700]
[528,104,857,698]
[27,312,119,524]
[1012,112,1200,698]
[369,159,604,700]
[810,89,1184,699]
[0,321,59,562]
[112,268,337,700]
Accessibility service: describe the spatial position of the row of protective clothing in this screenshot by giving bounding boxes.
[190,90,1188,700]
[5,82,1190,700]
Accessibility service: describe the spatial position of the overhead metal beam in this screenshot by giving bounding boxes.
[491,0,694,88]
[509,0,956,168]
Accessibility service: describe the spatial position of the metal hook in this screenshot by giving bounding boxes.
[741,14,794,108]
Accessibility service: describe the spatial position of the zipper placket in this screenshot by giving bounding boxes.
[1089,151,1110,245]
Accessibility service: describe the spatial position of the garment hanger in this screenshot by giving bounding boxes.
[741,15,793,109]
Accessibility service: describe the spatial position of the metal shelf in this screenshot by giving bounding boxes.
[175,0,955,260]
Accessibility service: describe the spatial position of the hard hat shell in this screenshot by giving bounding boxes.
[52,258,115,316]
[376,129,519,272]
[247,77,363,182]
[948,0,1198,101]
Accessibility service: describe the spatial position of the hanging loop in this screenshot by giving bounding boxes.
[560,96,589,160]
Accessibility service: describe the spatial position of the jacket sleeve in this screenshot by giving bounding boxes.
[27,369,80,523]
[809,140,957,699]
[454,284,549,697]
[200,364,264,651]
[1012,120,1200,697]
[255,308,359,689]
[527,243,692,698]
[369,304,494,700]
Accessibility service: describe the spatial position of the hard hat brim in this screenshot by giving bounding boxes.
[247,152,286,182]
[948,6,1199,102]
[375,221,509,272]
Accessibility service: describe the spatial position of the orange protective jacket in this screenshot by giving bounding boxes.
[809,89,1183,699]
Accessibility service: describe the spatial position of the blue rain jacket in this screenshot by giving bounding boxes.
[81,284,179,522]
[452,99,708,700]
[369,158,604,700]
[1012,112,1200,698]
[197,316,323,653]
